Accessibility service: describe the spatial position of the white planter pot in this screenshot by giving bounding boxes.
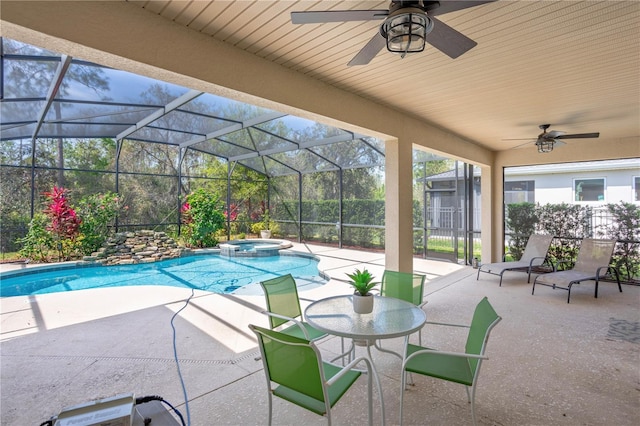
[352,293,374,314]
[260,230,272,239]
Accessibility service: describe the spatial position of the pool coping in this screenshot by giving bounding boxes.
[0,242,321,283]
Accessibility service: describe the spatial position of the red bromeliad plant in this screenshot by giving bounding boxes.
[250,201,268,222]
[224,203,239,222]
[43,186,82,260]
[181,202,193,224]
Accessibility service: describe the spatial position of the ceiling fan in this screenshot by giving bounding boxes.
[512,124,600,153]
[291,1,497,66]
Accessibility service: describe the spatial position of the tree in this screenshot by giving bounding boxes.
[3,39,109,188]
[65,138,117,199]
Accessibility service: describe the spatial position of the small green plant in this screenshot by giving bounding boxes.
[346,268,379,296]
[250,208,280,235]
[250,221,264,234]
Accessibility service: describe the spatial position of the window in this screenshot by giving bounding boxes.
[574,178,605,202]
[634,176,640,202]
[504,180,535,204]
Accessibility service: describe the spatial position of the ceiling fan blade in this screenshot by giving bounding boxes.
[545,130,565,138]
[291,9,388,25]
[426,17,477,58]
[512,140,536,149]
[556,132,600,139]
[348,33,386,66]
[430,0,498,17]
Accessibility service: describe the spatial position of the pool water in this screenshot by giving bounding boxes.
[0,254,324,297]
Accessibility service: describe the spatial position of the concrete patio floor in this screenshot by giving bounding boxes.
[1,242,638,425]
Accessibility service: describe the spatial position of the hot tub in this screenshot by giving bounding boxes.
[219,239,293,257]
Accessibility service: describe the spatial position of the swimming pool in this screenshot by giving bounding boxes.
[0,253,326,297]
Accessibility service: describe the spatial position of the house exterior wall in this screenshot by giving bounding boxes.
[505,159,639,206]
[424,160,639,235]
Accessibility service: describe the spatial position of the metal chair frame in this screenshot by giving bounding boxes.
[399,297,501,426]
[532,238,621,303]
[477,234,554,286]
[259,273,327,340]
[250,324,375,426]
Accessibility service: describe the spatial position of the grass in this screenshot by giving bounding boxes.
[416,238,483,260]
[0,251,24,263]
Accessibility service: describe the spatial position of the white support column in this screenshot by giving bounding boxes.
[479,164,497,263]
[385,138,414,273]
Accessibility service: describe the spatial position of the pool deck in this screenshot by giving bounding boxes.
[1,242,639,425]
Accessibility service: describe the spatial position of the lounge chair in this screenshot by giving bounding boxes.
[532,238,621,303]
[477,234,553,286]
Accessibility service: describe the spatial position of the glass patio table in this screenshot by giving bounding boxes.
[304,294,426,425]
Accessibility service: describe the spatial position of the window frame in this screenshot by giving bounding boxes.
[504,180,535,204]
[573,177,606,203]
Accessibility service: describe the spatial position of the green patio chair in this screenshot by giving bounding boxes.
[380,270,427,307]
[259,274,327,340]
[378,269,427,345]
[399,297,501,426]
[249,324,375,426]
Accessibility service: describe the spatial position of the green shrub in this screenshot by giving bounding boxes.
[76,191,123,255]
[597,202,640,280]
[536,203,590,267]
[506,202,537,260]
[181,188,226,248]
[18,213,54,262]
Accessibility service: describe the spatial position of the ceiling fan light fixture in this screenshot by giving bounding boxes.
[380,8,433,56]
[536,139,554,153]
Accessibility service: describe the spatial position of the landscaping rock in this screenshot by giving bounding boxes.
[84,230,186,266]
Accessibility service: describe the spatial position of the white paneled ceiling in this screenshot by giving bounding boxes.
[110,1,640,151]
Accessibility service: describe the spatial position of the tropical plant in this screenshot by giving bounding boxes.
[180,188,226,248]
[346,268,379,296]
[43,186,82,260]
